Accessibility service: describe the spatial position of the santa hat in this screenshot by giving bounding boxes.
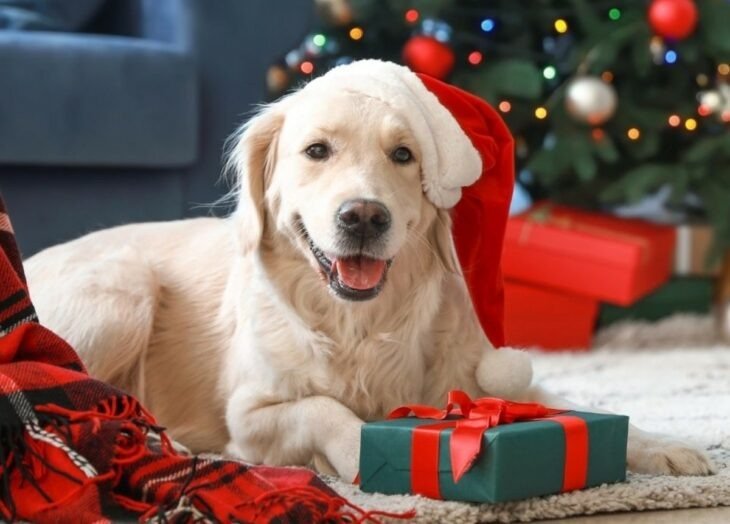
[306,60,514,348]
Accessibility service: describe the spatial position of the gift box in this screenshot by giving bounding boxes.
[598,276,714,327]
[674,224,721,276]
[502,203,676,306]
[360,391,629,503]
[504,280,598,350]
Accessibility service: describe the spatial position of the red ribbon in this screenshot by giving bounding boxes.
[387,390,589,499]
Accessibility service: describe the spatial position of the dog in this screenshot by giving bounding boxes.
[25,61,714,482]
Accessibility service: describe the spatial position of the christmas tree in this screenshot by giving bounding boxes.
[268,0,730,260]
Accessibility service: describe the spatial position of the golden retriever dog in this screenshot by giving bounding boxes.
[25,61,714,482]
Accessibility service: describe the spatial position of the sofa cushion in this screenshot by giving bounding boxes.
[0,0,105,31]
[0,31,198,167]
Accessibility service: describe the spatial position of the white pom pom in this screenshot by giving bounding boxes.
[476,348,533,399]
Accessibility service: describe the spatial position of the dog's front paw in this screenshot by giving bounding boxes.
[628,435,716,476]
[323,418,363,482]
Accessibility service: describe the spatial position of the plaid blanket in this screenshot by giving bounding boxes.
[0,198,410,523]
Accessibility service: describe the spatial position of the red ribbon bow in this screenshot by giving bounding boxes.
[388,390,589,499]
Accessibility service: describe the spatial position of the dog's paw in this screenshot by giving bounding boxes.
[323,418,362,482]
[628,436,716,476]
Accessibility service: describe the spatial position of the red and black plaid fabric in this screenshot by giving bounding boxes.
[0,198,412,523]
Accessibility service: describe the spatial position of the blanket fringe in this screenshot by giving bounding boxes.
[1,394,174,522]
[232,486,417,524]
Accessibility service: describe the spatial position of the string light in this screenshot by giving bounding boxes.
[349,27,364,40]
[535,106,548,119]
[405,9,419,23]
[554,19,568,34]
[498,100,512,113]
[480,18,495,32]
[698,105,712,117]
[300,61,314,74]
[696,74,709,86]
[608,8,621,20]
[627,128,640,140]
[601,71,614,82]
[312,34,326,47]
[664,50,678,64]
[718,64,730,75]
[467,51,483,65]
[592,128,605,141]
[668,115,681,127]
[543,66,557,80]
[684,118,698,131]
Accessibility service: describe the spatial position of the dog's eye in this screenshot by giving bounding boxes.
[391,146,413,164]
[305,143,330,160]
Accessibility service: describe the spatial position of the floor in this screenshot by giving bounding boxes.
[552,506,730,523]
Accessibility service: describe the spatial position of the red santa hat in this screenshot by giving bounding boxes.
[306,60,514,348]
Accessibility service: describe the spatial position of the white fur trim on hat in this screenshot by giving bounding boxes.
[303,60,482,209]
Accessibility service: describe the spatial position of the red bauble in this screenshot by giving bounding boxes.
[402,36,455,79]
[647,0,698,40]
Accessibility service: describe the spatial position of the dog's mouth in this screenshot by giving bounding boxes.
[301,226,392,301]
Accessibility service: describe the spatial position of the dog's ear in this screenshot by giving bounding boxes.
[225,103,285,254]
[430,208,458,273]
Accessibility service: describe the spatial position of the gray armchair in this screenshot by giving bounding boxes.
[0,0,314,256]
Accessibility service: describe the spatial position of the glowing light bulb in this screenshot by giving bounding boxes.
[535,107,548,119]
[627,128,640,140]
[684,118,697,131]
[405,9,419,23]
[697,105,712,117]
[608,8,621,20]
[349,27,364,41]
[664,50,678,64]
[718,64,730,75]
[554,19,568,33]
[543,66,557,80]
[300,61,314,74]
[468,51,483,65]
[668,115,681,127]
[498,101,511,113]
[480,18,495,32]
[312,34,326,47]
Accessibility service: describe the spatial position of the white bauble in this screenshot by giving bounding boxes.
[565,76,618,125]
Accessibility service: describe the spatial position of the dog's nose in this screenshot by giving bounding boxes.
[336,199,391,238]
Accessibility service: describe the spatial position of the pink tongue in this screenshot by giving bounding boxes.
[334,256,386,290]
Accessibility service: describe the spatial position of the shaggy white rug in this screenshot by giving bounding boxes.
[328,315,730,523]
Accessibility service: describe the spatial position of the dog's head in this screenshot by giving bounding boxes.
[227,84,456,303]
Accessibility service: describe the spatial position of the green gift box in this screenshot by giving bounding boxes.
[359,393,629,503]
[598,276,713,327]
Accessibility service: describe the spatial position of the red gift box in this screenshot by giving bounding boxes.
[504,280,598,350]
[502,203,676,306]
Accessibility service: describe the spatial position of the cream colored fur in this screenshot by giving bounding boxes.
[25,83,714,482]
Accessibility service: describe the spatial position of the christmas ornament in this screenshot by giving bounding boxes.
[647,0,698,40]
[649,36,667,64]
[266,65,289,94]
[402,36,455,79]
[314,0,352,26]
[698,83,730,120]
[564,76,618,125]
